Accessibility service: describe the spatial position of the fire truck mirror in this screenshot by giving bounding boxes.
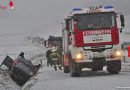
[65,19,71,31]
[120,14,125,28]
[66,22,69,31]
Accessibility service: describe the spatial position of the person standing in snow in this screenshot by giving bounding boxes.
[49,46,62,71]
[46,49,53,67]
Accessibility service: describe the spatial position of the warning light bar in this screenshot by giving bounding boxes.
[104,6,114,9]
[73,8,82,11]
[71,5,115,15]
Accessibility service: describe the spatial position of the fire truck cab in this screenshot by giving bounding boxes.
[62,5,125,77]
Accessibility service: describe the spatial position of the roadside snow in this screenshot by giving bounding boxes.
[0,44,46,90]
[0,71,21,90]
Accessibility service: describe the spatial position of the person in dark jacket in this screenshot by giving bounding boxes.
[49,47,62,71]
[46,49,53,67]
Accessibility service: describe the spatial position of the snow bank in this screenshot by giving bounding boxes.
[0,71,21,90]
[0,43,46,90]
[0,45,45,63]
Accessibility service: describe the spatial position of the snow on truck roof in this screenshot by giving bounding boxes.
[70,5,115,16]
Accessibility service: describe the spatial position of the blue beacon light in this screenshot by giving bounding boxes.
[73,8,82,11]
[104,6,113,9]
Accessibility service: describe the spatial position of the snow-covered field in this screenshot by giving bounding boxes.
[0,45,45,61]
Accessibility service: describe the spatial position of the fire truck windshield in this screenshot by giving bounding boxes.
[74,12,115,30]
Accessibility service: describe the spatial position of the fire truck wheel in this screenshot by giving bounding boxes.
[107,60,121,74]
[70,61,81,77]
[64,66,70,73]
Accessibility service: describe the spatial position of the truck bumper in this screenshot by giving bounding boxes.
[76,59,121,69]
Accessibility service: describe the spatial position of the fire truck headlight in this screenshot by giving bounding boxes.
[75,53,83,60]
[115,50,122,57]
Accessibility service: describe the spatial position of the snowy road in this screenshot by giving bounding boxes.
[31,62,130,90]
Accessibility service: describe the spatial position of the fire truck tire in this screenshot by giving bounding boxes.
[107,60,121,74]
[64,66,70,73]
[70,61,81,77]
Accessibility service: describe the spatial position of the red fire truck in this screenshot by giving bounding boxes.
[62,5,125,77]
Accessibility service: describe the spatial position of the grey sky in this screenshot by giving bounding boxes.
[0,0,130,40]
